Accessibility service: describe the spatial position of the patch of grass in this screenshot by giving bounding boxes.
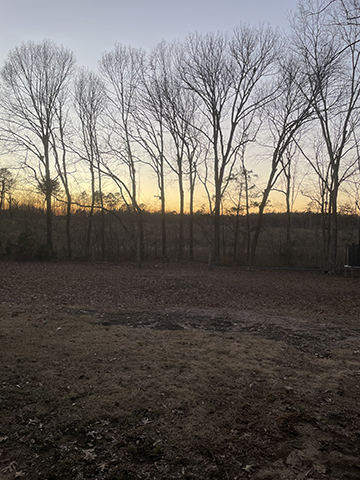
[1,263,360,479]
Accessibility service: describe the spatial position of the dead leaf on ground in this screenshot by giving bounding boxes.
[15,471,26,478]
[242,464,254,473]
[2,461,17,473]
[313,464,326,474]
[82,448,97,461]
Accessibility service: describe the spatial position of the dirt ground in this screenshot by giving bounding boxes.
[1,261,360,480]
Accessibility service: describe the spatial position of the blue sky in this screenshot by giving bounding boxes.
[1,0,299,69]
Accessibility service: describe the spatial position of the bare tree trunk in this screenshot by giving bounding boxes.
[232,178,243,264]
[45,187,53,250]
[233,207,240,264]
[250,188,269,266]
[245,201,251,265]
[65,199,72,259]
[0,181,4,211]
[213,178,221,263]
[86,164,95,260]
[189,168,195,262]
[286,188,291,247]
[44,146,53,250]
[98,168,105,262]
[283,164,292,265]
[135,208,144,268]
[243,166,251,265]
[178,169,184,261]
[86,208,94,260]
[329,169,340,272]
[250,158,280,265]
[160,173,167,262]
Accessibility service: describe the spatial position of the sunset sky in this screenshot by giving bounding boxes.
[0,0,303,212]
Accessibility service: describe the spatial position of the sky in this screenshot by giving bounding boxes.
[1,0,299,69]
[0,0,303,211]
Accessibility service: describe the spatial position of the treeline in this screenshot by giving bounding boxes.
[1,201,359,270]
[1,0,360,271]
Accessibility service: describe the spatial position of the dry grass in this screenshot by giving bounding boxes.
[1,262,360,479]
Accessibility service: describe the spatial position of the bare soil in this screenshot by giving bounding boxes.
[1,261,360,479]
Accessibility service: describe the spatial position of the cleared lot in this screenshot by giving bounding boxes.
[1,262,360,479]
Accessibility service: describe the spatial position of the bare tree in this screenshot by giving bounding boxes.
[320,0,360,24]
[186,133,203,261]
[292,0,360,271]
[178,26,279,263]
[99,44,146,267]
[75,68,106,260]
[148,41,202,261]
[0,168,15,210]
[133,46,170,261]
[277,144,304,249]
[300,137,333,266]
[0,40,76,251]
[51,88,74,259]
[239,150,259,265]
[225,156,259,264]
[250,55,315,265]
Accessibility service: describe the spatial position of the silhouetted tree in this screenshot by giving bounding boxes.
[292,0,360,271]
[250,55,314,265]
[0,40,75,250]
[149,41,202,261]
[134,45,171,261]
[75,68,106,260]
[99,44,145,267]
[179,26,279,263]
[0,168,15,210]
[51,87,74,259]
